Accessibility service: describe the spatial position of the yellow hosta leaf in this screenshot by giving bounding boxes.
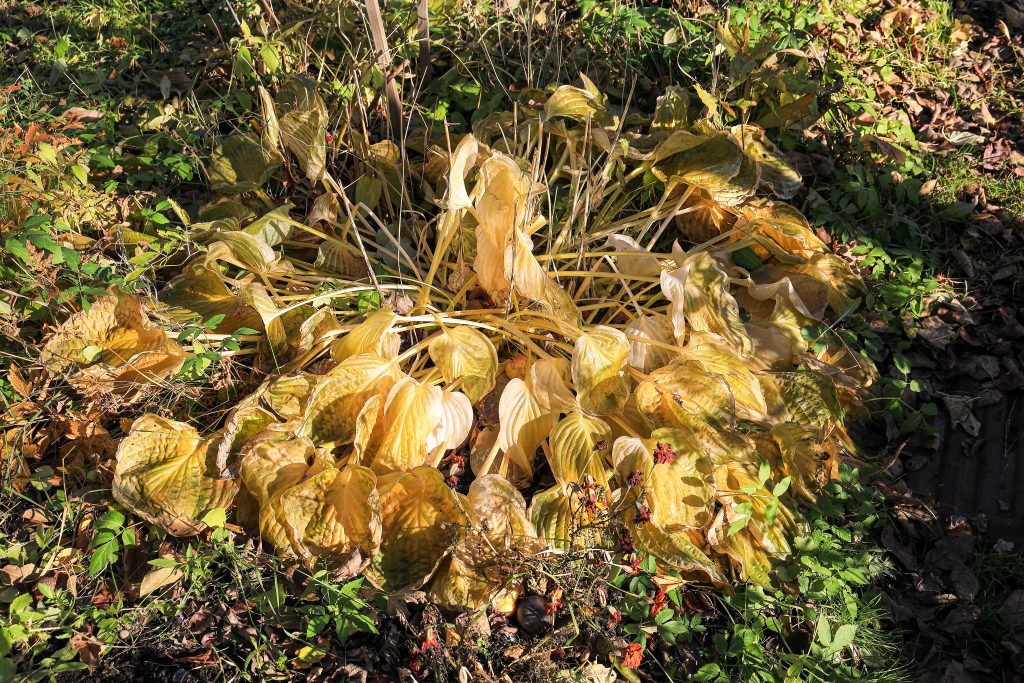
[632,522,726,585]
[730,125,802,199]
[473,154,530,302]
[528,484,607,551]
[652,85,690,130]
[612,430,713,530]
[113,415,238,536]
[276,77,328,184]
[548,412,611,492]
[604,234,662,277]
[712,461,797,557]
[741,281,813,370]
[41,288,185,391]
[354,377,472,474]
[677,332,768,423]
[756,253,864,318]
[661,251,751,354]
[330,309,401,363]
[237,283,289,363]
[526,358,577,413]
[428,555,492,612]
[244,204,294,248]
[429,474,540,611]
[773,370,842,430]
[139,565,185,597]
[428,326,498,404]
[634,360,736,429]
[373,466,469,590]
[204,230,283,276]
[446,134,479,213]
[624,314,676,373]
[737,203,823,259]
[497,378,558,477]
[466,474,540,550]
[160,264,261,334]
[543,83,606,121]
[78,348,186,393]
[438,389,474,452]
[471,153,579,323]
[653,133,749,205]
[216,402,277,478]
[305,355,402,448]
[238,435,326,555]
[707,509,773,586]
[279,464,381,567]
[769,423,837,502]
[572,326,630,416]
[208,133,281,194]
[262,372,317,419]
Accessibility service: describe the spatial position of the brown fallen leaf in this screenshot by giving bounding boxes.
[70,632,104,668]
[935,393,981,437]
[60,107,103,125]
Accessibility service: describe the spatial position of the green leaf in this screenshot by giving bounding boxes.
[772,477,792,497]
[694,663,722,682]
[88,538,118,576]
[201,507,227,528]
[816,615,833,646]
[9,593,32,614]
[731,246,763,271]
[357,290,381,313]
[828,624,857,654]
[893,352,911,375]
[95,508,125,531]
[149,557,179,569]
[5,238,30,262]
[71,164,89,185]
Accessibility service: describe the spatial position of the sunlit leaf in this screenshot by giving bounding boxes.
[731,125,802,199]
[572,326,630,416]
[430,473,541,610]
[604,234,662,277]
[543,83,606,122]
[276,77,328,184]
[497,378,558,477]
[331,308,401,362]
[216,401,277,478]
[238,435,327,555]
[280,464,381,567]
[41,287,186,393]
[303,354,402,446]
[113,415,238,536]
[677,332,768,423]
[661,251,752,354]
[428,325,498,404]
[354,376,471,474]
[624,314,676,373]
[652,85,690,130]
[526,357,577,413]
[548,412,611,492]
[161,264,261,334]
[373,466,469,590]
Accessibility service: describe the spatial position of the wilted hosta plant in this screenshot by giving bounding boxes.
[93,76,875,609]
